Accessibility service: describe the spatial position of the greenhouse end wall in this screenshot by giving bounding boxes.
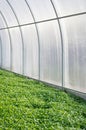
[0,0,86,99]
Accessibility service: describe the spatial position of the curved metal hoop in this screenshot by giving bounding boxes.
[6,0,25,74]
[25,0,41,80]
[50,0,64,87]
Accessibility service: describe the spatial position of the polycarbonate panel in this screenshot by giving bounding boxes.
[9,27,22,74]
[0,0,18,27]
[60,15,86,93]
[0,14,7,29]
[26,0,56,21]
[0,30,10,70]
[8,0,34,25]
[52,0,86,17]
[37,20,62,85]
[21,25,39,79]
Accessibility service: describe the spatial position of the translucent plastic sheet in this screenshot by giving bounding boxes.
[0,30,10,70]
[26,0,56,21]
[52,0,86,17]
[0,0,18,27]
[60,15,86,93]
[37,20,62,86]
[21,25,39,79]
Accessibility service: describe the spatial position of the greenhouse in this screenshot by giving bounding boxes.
[0,0,86,98]
[0,0,86,129]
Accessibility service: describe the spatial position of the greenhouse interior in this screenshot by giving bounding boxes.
[0,0,86,129]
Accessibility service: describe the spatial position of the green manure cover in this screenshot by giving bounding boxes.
[0,69,86,130]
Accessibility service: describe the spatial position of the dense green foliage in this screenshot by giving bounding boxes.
[0,69,86,130]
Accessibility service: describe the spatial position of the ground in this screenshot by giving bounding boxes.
[0,69,86,130]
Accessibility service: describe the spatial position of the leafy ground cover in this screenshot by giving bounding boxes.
[0,69,86,130]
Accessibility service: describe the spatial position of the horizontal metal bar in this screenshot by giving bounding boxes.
[0,11,86,30]
[59,11,86,19]
[0,18,57,30]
